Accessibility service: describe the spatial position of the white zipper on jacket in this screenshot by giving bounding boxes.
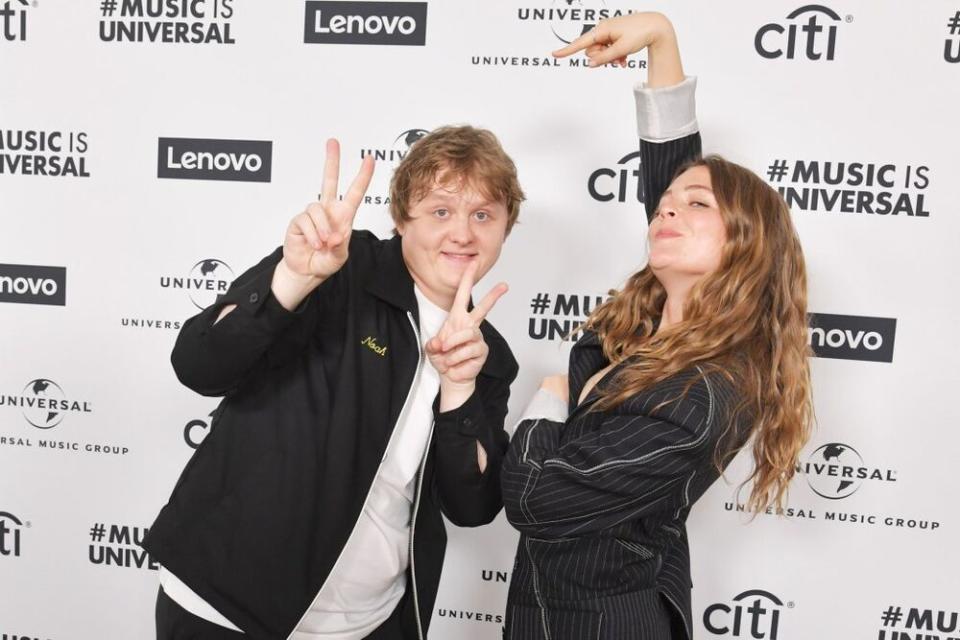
[406,311,431,640]
[285,310,424,640]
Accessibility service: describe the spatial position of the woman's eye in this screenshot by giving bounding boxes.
[690,201,706,208]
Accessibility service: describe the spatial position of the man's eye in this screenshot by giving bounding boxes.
[474,211,489,221]
[434,209,449,218]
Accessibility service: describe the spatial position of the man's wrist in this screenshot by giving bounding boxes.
[271,260,322,311]
[439,379,476,413]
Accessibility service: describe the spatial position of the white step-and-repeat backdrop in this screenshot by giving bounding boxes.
[2,1,959,638]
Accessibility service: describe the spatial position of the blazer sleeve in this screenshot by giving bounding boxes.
[634,76,703,222]
[431,370,515,527]
[170,247,336,397]
[502,379,717,539]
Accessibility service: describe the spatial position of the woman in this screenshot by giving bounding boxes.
[501,12,812,640]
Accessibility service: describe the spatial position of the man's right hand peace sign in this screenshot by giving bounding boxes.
[272,139,375,310]
[283,139,375,280]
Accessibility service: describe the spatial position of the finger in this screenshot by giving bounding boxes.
[425,336,443,355]
[340,154,376,226]
[439,342,486,369]
[452,260,479,312]
[306,204,334,244]
[292,213,322,250]
[585,43,605,57]
[440,326,481,353]
[552,24,608,57]
[586,40,632,67]
[469,282,508,323]
[320,138,340,206]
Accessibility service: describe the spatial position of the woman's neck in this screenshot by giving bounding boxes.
[655,278,696,334]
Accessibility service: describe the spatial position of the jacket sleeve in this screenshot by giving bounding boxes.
[501,382,716,539]
[431,362,517,528]
[635,76,703,222]
[170,247,329,397]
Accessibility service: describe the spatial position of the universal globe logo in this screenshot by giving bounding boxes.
[517,1,632,46]
[0,378,94,429]
[160,259,235,310]
[22,379,65,429]
[549,0,603,44]
[187,259,233,310]
[798,442,897,500]
[393,128,428,155]
[360,128,429,163]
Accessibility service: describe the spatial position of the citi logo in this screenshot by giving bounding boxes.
[0,0,29,42]
[184,410,216,449]
[0,511,24,557]
[755,5,845,61]
[0,264,66,306]
[157,137,272,183]
[305,1,427,46]
[704,589,790,639]
[807,313,896,363]
[588,150,644,205]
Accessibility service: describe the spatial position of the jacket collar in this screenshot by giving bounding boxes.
[364,234,515,380]
[363,233,418,313]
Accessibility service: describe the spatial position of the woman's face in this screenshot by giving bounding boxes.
[647,165,727,280]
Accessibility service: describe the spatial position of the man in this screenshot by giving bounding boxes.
[143,127,523,640]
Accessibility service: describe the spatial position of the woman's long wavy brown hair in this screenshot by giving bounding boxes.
[584,155,813,513]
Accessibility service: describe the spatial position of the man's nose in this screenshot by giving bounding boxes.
[449,213,474,243]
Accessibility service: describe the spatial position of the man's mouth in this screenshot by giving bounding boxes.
[441,252,477,262]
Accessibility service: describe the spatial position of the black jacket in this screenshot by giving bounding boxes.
[143,231,518,640]
[501,132,749,640]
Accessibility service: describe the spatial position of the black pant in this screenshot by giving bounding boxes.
[155,587,407,639]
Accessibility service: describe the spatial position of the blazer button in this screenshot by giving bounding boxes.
[249,292,259,304]
[462,418,473,427]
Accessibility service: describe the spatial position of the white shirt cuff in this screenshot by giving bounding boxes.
[520,389,569,422]
[633,75,699,142]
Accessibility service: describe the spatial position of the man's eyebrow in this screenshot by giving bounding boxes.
[419,190,499,208]
[418,191,455,203]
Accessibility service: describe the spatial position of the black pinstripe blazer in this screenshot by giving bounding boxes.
[501,132,750,640]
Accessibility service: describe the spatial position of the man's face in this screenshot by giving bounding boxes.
[398,177,509,310]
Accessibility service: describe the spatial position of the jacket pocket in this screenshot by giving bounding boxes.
[547,609,603,640]
[505,603,603,640]
[526,536,660,601]
[614,538,655,560]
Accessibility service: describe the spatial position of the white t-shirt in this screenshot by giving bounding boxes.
[161,286,447,639]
